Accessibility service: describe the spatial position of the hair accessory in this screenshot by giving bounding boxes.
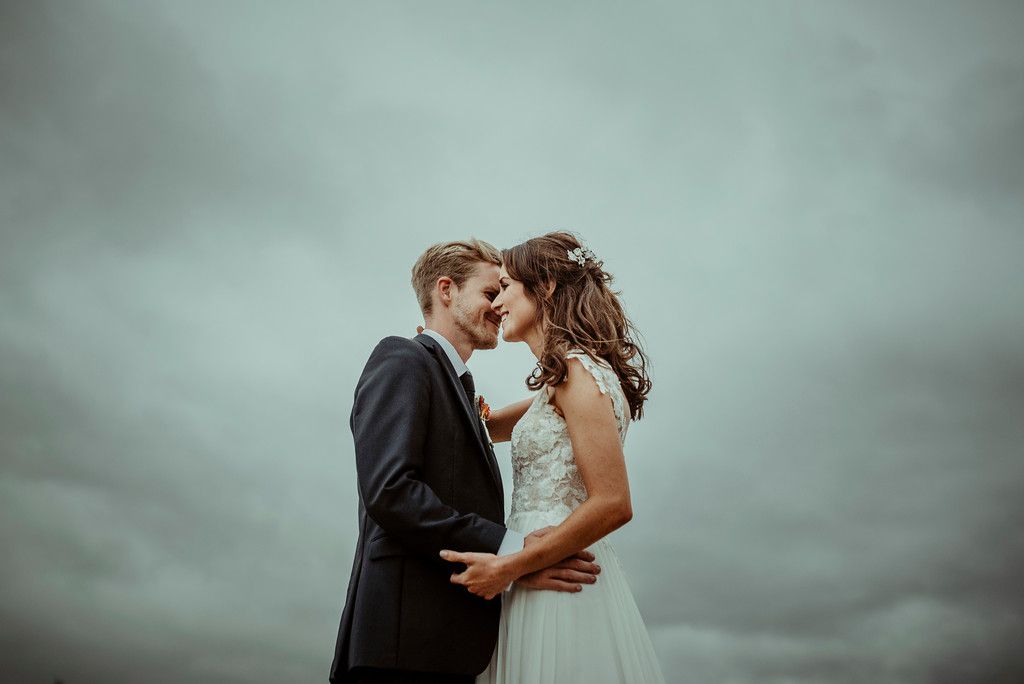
[567,246,597,267]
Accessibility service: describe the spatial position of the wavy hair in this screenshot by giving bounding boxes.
[411,238,501,316]
[502,231,651,420]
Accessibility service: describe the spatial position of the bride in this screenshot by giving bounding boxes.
[440,232,665,683]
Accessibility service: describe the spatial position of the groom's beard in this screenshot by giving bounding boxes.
[453,305,498,351]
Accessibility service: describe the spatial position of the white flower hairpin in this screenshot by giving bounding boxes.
[567,246,598,267]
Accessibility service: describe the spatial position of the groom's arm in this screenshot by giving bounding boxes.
[352,337,506,557]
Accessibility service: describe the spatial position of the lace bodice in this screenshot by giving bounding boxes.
[507,352,630,528]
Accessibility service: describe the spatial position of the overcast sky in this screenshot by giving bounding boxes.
[2,2,1023,683]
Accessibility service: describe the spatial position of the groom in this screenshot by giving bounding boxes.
[330,239,599,684]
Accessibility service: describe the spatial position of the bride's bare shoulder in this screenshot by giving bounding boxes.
[549,356,612,418]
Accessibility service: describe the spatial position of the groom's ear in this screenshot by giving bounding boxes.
[435,276,455,307]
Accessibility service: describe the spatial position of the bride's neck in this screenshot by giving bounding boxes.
[525,328,545,361]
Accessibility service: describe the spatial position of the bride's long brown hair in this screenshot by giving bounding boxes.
[502,231,652,420]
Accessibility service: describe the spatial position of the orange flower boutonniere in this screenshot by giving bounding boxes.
[476,395,491,422]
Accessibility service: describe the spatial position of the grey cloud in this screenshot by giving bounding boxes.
[3,1,1023,683]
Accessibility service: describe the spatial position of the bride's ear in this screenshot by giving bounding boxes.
[544,279,556,298]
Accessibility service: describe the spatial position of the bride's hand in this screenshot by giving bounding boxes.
[440,549,516,600]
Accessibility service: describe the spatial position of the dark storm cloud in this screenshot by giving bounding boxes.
[2,1,1023,683]
[918,62,1024,197]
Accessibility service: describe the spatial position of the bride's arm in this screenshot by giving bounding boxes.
[484,397,533,443]
[442,359,632,598]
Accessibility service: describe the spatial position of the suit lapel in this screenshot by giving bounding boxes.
[415,334,503,490]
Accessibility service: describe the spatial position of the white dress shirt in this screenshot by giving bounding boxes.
[421,329,524,558]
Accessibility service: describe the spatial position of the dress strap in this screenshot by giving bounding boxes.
[564,350,630,437]
[565,351,614,396]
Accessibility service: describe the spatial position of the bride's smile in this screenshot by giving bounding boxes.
[491,266,540,348]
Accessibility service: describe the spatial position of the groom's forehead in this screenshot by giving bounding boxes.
[466,261,500,286]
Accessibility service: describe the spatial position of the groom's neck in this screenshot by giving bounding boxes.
[423,320,474,364]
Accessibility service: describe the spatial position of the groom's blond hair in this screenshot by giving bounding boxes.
[412,238,502,316]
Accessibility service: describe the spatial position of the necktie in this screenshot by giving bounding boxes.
[461,370,498,484]
[459,370,476,408]
[460,371,490,447]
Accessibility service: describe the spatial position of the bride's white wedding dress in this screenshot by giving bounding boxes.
[478,352,665,684]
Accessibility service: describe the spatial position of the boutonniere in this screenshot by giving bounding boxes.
[476,395,494,447]
[476,395,491,422]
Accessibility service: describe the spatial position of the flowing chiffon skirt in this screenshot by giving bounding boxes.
[477,512,665,684]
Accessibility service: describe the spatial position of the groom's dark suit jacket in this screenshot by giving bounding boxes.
[330,334,507,682]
